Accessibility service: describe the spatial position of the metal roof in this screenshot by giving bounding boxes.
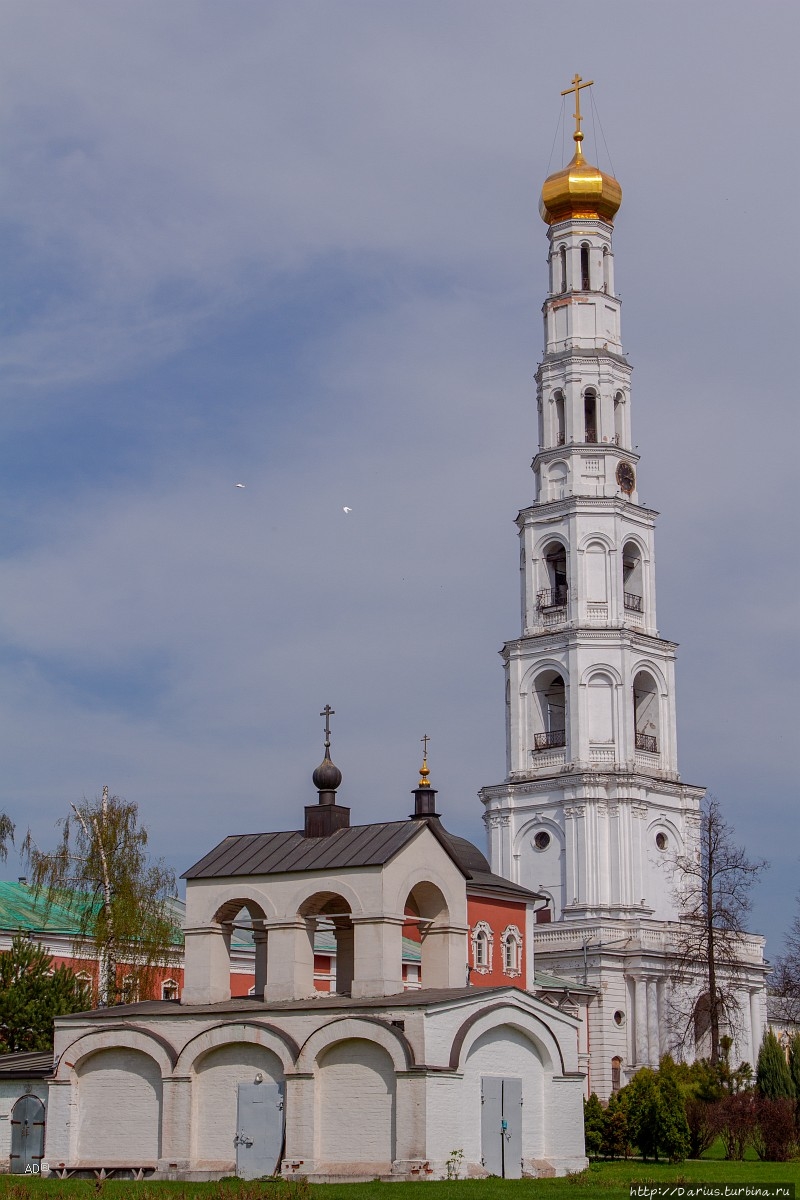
[183,819,463,880]
[0,1051,54,1078]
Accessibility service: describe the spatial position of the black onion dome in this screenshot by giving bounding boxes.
[312,754,342,792]
[437,827,491,874]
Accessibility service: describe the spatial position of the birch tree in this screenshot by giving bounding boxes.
[23,788,180,1005]
[669,794,765,1064]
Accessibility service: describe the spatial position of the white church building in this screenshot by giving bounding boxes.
[480,76,768,1100]
[44,745,587,1180]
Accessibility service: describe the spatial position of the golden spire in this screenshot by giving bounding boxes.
[560,73,594,163]
[418,733,431,788]
[539,74,622,226]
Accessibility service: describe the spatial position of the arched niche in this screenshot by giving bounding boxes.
[76,1047,162,1163]
[316,1038,397,1170]
[191,1041,285,1169]
[586,671,615,746]
[584,540,609,604]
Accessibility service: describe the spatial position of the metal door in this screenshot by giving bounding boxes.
[235,1080,284,1180]
[10,1094,45,1175]
[480,1076,522,1178]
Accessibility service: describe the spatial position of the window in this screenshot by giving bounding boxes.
[534,830,551,850]
[161,979,179,1001]
[611,1056,622,1092]
[560,245,567,293]
[584,390,598,443]
[501,925,523,977]
[471,921,494,974]
[581,245,590,290]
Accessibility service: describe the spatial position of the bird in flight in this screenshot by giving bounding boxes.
[343,506,352,514]
[235,483,246,488]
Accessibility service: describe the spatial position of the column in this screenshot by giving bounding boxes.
[253,924,267,998]
[647,978,660,1067]
[181,924,232,1005]
[265,919,315,1001]
[633,975,647,1066]
[420,924,469,989]
[750,989,763,1066]
[351,916,405,997]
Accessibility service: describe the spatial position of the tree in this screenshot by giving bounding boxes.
[668,794,766,1064]
[600,1092,630,1159]
[0,934,92,1051]
[755,1029,794,1099]
[23,787,180,1005]
[583,1092,604,1158]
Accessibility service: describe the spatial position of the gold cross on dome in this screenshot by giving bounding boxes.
[561,73,594,140]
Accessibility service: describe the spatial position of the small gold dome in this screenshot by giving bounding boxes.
[539,133,622,226]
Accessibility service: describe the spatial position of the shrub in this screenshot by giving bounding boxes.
[756,1029,795,1099]
[717,1091,755,1161]
[752,1096,798,1162]
[583,1093,604,1158]
[601,1092,630,1159]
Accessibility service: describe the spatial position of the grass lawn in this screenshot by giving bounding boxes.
[0,1161,799,1200]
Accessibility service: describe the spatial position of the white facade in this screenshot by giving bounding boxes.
[480,161,768,1099]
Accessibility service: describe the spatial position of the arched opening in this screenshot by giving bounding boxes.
[213,898,270,999]
[603,247,611,293]
[403,881,450,988]
[622,540,643,614]
[614,391,624,445]
[77,1048,162,1163]
[299,892,354,996]
[554,390,566,446]
[532,669,566,751]
[584,389,598,443]
[317,1039,397,1170]
[538,540,568,610]
[611,1056,622,1092]
[580,244,591,290]
[10,1095,45,1174]
[633,670,660,754]
[559,245,567,293]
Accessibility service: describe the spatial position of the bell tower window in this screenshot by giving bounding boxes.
[584,390,598,443]
[554,390,566,446]
[580,245,590,290]
[560,245,567,293]
[622,540,643,613]
[633,670,660,754]
[539,541,568,609]
[533,669,566,751]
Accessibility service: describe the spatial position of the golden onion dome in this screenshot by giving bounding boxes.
[539,133,622,225]
[540,75,622,225]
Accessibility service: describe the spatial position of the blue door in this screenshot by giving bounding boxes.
[235,1080,284,1180]
[10,1095,45,1175]
[480,1076,522,1178]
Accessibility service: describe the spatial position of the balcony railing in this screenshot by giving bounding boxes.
[623,591,643,612]
[635,731,658,754]
[584,429,598,444]
[537,585,568,610]
[534,730,566,751]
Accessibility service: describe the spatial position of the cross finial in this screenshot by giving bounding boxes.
[419,733,431,788]
[320,704,335,755]
[560,73,594,150]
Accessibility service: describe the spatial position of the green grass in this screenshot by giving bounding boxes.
[0,1163,799,1200]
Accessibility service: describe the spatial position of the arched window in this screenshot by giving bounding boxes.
[161,978,179,1001]
[611,1056,622,1092]
[471,921,493,974]
[533,670,566,751]
[584,389,598,443]
[603,247,611,293]
[501,925,523,977]
[539,540,568,609]
[560,245,567,293]
[581,244,591,290]
[622,540,643,613]
[633,670,660,754]
[554,391,566,448]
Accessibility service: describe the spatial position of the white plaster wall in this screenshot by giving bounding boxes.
[76,1049,161,1162]
[316,1039,396,1169]
[192,1043,284,1169]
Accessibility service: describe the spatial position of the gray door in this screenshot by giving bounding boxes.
[235,1080,284,1180]
[480,1076,522,1178]
[10,1094,45,1175]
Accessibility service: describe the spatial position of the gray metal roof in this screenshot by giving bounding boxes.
[59,985,522,1020]
[183,819,461,880]
[0,1051,54,1077]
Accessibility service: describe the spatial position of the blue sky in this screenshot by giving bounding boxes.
[0,1,796,958]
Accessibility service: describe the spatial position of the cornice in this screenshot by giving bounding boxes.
[479,773,705,802]
[535,347,632,376]
[516,497,660,524]
[503,628,678,654]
